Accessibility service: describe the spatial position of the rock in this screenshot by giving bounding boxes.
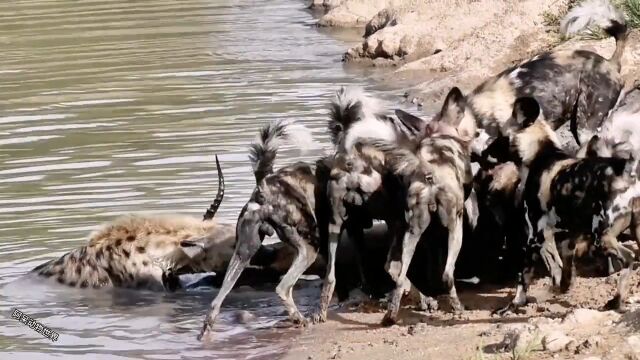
[581,357,602,360]
[234,310,256,324]
[308,0,342,10]
[627,335,640,355]
[542,331,577,353]
[318,0,392,28]
[575,336,603,354]
[500,325,542,354]
[562,308,621,327]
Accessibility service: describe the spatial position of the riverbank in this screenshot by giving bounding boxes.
[313,0,640,108]
[284,1,640,359]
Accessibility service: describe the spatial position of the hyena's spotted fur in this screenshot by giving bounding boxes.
[32,156,232,291]
[33,215,235,291]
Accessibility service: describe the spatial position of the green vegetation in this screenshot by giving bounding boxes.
[621,0,640,28]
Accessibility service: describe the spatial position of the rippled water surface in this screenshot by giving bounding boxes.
[0,1,395,358]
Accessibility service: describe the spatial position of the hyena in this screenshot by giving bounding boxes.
[494,97,638,314]
[459,0,629,155]
[197,119,322,340]
[31,156,235,291]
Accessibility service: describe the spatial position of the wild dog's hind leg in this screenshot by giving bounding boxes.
[312,175,348,323]
[443,209,464,313]
[382,210,430,326]
[540,228,563,289]
[601,222,636,311]
[274,225,318,326]
[198,206,263,341]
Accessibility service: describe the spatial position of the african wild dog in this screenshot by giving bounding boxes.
[494,97,637,315]
[313,87,475,325]
[197,119,323,340]
[356,88,474,325]
[459,0,629,155]
[312,86,438,324]
[31,157,235,291]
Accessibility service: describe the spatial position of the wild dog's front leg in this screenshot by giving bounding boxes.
[601,230,636,311]
[382,209,430,326]
[443,210,464,313]
[198,206,263,341]
[494,234,540,316]
[312,176,348,324]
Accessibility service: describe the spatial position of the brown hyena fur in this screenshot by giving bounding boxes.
[32,157,234,291]
[494,96,638,316]
[461,0,629,156]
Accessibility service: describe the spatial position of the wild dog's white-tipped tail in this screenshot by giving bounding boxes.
[248,119,316,183]
[328,86,384,146]
[560,0,628,65]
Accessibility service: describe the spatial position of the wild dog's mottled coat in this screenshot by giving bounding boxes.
[496,97,635,314]
[198,119,322,340]
[461,0,628,153]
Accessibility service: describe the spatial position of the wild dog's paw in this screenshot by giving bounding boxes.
[344,190,363,206]
[418,296,439,313]
[449,298,465,314]
[310,310,327,324]
[380,312,397,327]
[604,295,627,312]
[492,303,521,317]
[197,316,215,341]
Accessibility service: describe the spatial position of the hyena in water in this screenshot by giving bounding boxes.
[31,156,236,291]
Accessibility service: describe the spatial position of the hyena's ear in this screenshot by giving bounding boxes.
[512,97,540,128]
[437,87,466,126]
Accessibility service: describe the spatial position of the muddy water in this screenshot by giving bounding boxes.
[0,1,397,358]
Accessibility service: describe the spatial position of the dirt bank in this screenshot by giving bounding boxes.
[316,0,640,107]
[284,272,640,359]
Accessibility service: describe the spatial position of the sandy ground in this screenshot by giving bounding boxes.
[284,271,640,360]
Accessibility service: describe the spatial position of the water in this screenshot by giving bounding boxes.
[0,0,402,358]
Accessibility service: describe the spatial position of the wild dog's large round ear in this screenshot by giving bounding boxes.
[437,87,466,126]
[395,109,426,133]
[512,97,540,128]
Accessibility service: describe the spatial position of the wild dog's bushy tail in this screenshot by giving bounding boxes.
[248,119,314,183]
[328,86,382,146]
[560,0,628,67]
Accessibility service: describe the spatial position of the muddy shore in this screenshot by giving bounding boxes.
[279,1,640,359]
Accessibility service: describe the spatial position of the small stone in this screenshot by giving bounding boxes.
[234,310,256,324]
[627,335,640,354]
[543,331,577,353]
